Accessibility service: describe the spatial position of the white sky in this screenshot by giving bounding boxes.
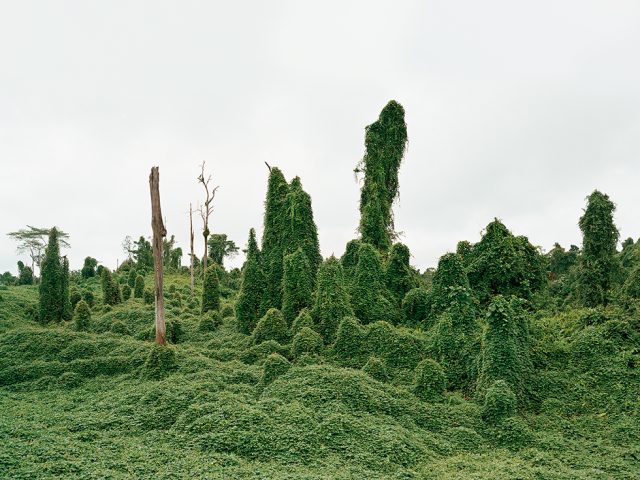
[1,1,639,274]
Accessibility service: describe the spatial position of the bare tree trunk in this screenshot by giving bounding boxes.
[203,231,209,273]
[149,167,167,346]
[197,162,218,277]
[189,203,195,295]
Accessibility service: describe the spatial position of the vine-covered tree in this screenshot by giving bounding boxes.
[8,226,70,277]
[81,257,98,279]
[430,252,470,316]
[313,256,353,343]
[356,101,408,252]
[197,162,219,274]
[207,233,239,267]
[17,261,34,285]
[577,190,619,307]
[61,256,72,321]
[101,268,122,306]
[201,264,221,313]
[39,228,64,323]
[131,236,153,272]
[341,239,363,286]
[284,177,322,283]
[236,229,265,334]
[134,275,145,299]
[547,243,579,278]
[260,166,290,312]
[385,243,416,305]
[467,219,545,303]
[282,249,313,325]
[350,243,396,324]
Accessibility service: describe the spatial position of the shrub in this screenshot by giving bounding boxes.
[413,359,446,401]
[202,264,221,313]
[110,320,130,336]
[482,380,516,424]
[493,417,532,450]
[332,316,365,361]
[143,289,154,305]
[362,356,389,382]
[73,300,91,331]
[122,284,132,301]
[253,308,288,345]
[134,275,145,298]
[82,290,95,308]
[291,327,323,359]
[58,371,82,389]
[143,344,177,379]
[291,308,314,336]
[198,310,222,332]
[70,289,82,310]
[240,340,289,365]
[401,288,429,327]
[220,304,234,318]
[260,353,291,386]
[313,256,353,343]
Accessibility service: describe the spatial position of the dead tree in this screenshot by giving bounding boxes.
[197,162,219,274]
[189,202,195,295]
[149,167,167,345]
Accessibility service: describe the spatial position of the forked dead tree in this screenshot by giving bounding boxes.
[197,162,219,274]
[149,167,167,345]
[189,202,195,295]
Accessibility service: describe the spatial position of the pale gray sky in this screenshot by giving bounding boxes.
[1,1,639,275]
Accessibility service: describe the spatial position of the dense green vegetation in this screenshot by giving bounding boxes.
[1,101,639,478]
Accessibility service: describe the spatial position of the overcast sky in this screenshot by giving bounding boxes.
[1,1,639,275]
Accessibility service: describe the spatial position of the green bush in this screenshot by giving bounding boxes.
[482,380,516,424]
[122,284,132,301]
[82,290,95,308]
[134,275,145,298]
[58,371,82,389]
[240,340,289,365]
[493,417,532,450]
[73,300,91,331]
[413,359,446,401]
[198,310,222,332]
[332,316,365,362]
[70,289,82,310]
[220,304,234,318]
[291,308,314,336]
[291,327,323,359]
[362,356,389,382]
[143,289,154,305]
[260,353,291,386]
[143,344,177,380]
[110,320,130,336]
[253,308,289,345]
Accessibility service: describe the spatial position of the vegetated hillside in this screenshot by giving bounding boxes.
[1,101,639,479]
[0,270,638,479]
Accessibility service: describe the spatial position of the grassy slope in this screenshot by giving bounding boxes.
[0,277,639,479]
